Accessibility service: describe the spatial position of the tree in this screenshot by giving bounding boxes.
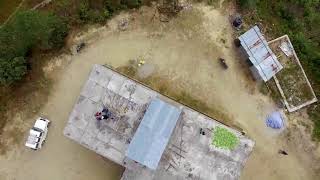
[238,0,259,10]
[0,10,68,85]
[0,57,27,85]
[0,10,68,57]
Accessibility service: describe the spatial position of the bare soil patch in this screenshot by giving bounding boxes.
[0,0,22,23]
[0,2,319,180]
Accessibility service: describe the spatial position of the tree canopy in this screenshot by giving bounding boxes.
[0,10,68,85]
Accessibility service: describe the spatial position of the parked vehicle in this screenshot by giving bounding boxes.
[25,117,50,150]
[219,58,228,69]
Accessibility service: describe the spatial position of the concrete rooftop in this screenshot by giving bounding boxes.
[64,64,254,180]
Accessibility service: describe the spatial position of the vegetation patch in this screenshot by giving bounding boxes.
[276,61,314,107]
[268,38,315,108]
[116,62,233,125]
[212,126,239,150]
[0,10,68,85]
[43,0,146,26]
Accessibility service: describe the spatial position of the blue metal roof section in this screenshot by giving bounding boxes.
[126,98,182,170]
[239,26,283,82]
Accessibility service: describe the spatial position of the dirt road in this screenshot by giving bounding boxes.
[0,3,317,180]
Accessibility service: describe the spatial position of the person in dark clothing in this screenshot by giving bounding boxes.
[278,150,288,155]
[200,128,206,135]
[102,108,111,119]
[102,108,108,114]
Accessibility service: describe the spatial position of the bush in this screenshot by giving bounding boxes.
[0,10,68,85]
[78,0,91,21]
[0,57,27,85]
[238,0,259,9]
[120,0,141,8]
[78,0,114,23]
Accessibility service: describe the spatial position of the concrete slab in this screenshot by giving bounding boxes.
[89,64,113,88]
[80,80,104,102]
[64,65,255,180]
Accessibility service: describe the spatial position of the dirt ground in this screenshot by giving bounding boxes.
[0,2,319,180]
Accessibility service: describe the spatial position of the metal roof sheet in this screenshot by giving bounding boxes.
[126,98,181,170]
[239,26,283,81]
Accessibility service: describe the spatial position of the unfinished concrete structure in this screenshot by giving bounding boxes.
[268,35,317,112]
[64,64,254,180]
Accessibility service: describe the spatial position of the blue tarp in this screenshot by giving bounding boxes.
[266,111,284,129]
[126,98,181,170]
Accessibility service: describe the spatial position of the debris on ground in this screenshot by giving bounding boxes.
[278,149,288,155]
[118,19,129,31]
[76,42,86,53]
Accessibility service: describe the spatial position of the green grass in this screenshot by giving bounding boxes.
[212,126,239,150]
[276,62,314,107]
[207,0,219,7]
[0,0,22,23]
[116,63,233,125]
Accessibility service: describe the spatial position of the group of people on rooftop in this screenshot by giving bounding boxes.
[95,108,111,121]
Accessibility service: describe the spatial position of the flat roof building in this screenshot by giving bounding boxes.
[64,64,254,180]
[239,26,283,82]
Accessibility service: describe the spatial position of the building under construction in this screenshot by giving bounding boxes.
[64,64,254,180]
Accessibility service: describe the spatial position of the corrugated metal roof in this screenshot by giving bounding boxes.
[239,26,283,81]
[126,98,181,170]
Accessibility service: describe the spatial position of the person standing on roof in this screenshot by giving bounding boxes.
[95,112,102,121]
[101,108,110,120]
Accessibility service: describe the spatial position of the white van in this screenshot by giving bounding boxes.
[25,117,50,150]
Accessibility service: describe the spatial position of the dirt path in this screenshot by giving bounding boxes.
[0,3,317,180]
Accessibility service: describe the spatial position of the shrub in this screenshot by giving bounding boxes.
[78,0,90,21]
[238,0,259,10]
[120,0,141,8]
[0,57,27,85]
[78,0,114,23]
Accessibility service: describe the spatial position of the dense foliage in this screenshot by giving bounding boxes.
[0,0,147,85]
[0,57,27,85]
[212,127,239,150]
[51,0,144,25]
[238,0,320,140]
[0,10,68,85]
